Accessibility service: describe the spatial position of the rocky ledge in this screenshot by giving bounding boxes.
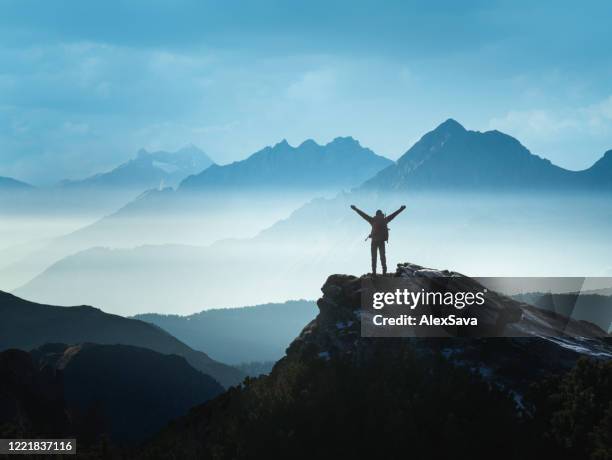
[288,262,612,395]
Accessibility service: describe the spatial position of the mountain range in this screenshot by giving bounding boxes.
[180,137,392,192]
[0,145,214,227]
[0,290,243,387]
[0,136,393,291]
[7,120,612,314]
[6,119,612,312]
[363,119,612,192]
[59,144,214,190]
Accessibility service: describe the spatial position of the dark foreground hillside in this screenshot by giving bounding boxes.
[1,343,223,449]
[139,264,612,460]
[0,290,244,387]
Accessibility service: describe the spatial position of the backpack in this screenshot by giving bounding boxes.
[369,215,389,242]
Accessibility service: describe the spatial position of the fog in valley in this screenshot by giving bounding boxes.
[3,188,611,316]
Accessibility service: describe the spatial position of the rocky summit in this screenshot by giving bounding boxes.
[292,263,611,394]
[139,263,612,460]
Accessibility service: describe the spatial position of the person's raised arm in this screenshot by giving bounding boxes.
[350,205,372,223]
[385,205,406,222]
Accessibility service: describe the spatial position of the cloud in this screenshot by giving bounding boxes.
[489,95,612,169]
[1,0,612,183]
[286,69,337,103]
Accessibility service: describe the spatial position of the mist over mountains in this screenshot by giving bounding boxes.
[0,136,393,290]
[0,145,214,213]
[0,145,214,271]
[3,116,612,456]
[4,119,612,314]
[60,144,214,191]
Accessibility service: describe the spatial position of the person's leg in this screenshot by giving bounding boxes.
[380,241,387,275]
[370,240,377,274]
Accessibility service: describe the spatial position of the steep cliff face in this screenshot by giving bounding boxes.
[139,264,612,459]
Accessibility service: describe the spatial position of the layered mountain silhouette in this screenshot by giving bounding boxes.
[180,137,392,191]
[60,144,214,190]
[89,136,393,239]
[0,344,223,446]
[0,290,244,387]
[32,343,223,443]
[363,119,612,192]
[16,191,612,313]
[8,120,612,311]
[135,300,318,364]
[0,137,392,290]
[139,263,612,459]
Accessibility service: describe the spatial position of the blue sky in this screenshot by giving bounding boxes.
[1,0,612,184]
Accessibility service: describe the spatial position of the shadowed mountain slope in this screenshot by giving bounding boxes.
[1,344,223,446]
[0,290,244,388]
[180,137,392,191]
[139,263,612,459]
[363,119,611,192]
[32,343,224,444]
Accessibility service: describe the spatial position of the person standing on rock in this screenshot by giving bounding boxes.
[350,204,406,275]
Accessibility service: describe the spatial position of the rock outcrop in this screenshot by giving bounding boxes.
[292,263,611,392]
[139,263,612,459]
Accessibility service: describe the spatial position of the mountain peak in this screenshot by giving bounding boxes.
[434,118,466,133]
[274,139,291,149]
[328,136,361,147]
[298,139,319,149]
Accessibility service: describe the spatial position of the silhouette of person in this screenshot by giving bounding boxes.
[351,204,406,275]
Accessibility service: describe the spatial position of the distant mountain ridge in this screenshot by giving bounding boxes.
[135,300,318,364]
[60,144,214,190]
[0,136,393,281]
[363,119,612,192]
[0,176,33,190]
[180,137,393,191]
[0,290,244,387]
